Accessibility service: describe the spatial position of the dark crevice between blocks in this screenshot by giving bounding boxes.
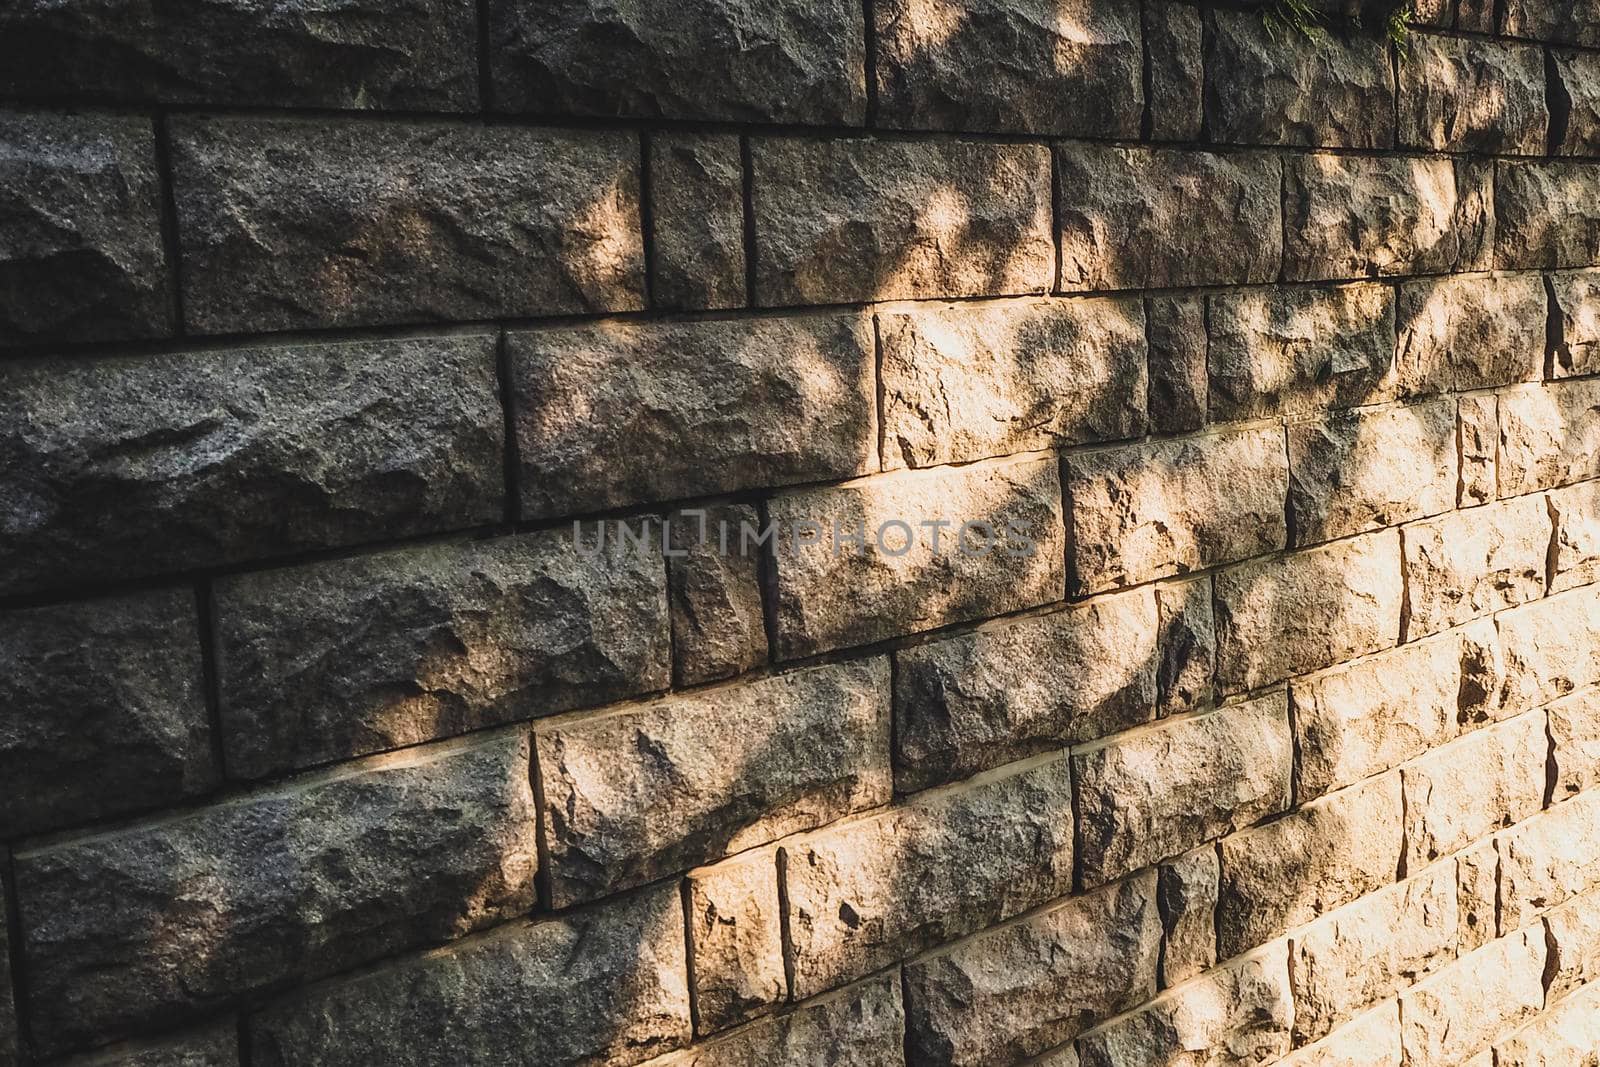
[1546,272,1570,380]
[2,847,34,1064]
[494,329,521,525]
[1140,0,1156,142]
[1545,492,1563,597]
[776,846,797,1002]
[639,131,658,310]
[152,111,188,338]
[1548,47,1574,156]
[196,580,229,783]
[679,877,703,1035]
[741,135,758,308]
[754,497,782,665]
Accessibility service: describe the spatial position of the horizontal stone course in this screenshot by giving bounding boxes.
[1401,710,1547,869]
[1496,788,1600,930]
[1398,926,1547,1067]
[1497,378,1600,495]
[1278,1003,1401,1067]
[58,1019,240,1067]
[1401,495,1549,639]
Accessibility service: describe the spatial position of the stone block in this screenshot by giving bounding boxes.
[1145,294,1206,434]
[1398,927,1546,1067]
[1401,710,1547,869]
[649,133,746,310]
[1497,379,1600,496]
[667,504,768,686]
[1549,688,1600,799]
[1544,882,1600,1000]
[1457,839,1500,951]
[1458,395,1498,506]
[685,849,784,1034]
[1550,480,1600,594]
[1496,585,1600,716]
[1497,789,1600,929]
[58,1019,239,1067]
[1548,268,1600,378]
[1156,576,1215,715]
[1157,846,1218,987]
[1495,161,1600,270]
[1393,273,1547,397]
[1277,1003,1401,1067]
[1492,980,1600,1066]
[1401,494,1550,639]
[1553,50,1600,156]
[1399,35,1547,153]
[1146,1,1204,141]
[1500,1,1600,47]
[656,974,903,1067]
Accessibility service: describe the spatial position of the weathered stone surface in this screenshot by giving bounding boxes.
[1458,395,1498,506]
[514,314,873,519]
[1456,0,1495,31]
[1500,1,1600,46]
[61,1019,239,1066]
[173,117,643,333]
[667,505,767,686]
[649,133,746,310]
[1495,161,1600,270]
[1284,155,1491,281]
[1146,1,1203,142]
[658,974,903,1067]
[1289,400,1457,545]
[1157,576,1215,715]
[893,589,1157,793]
[1289,864,1457,1043]
[1158,846,1218,987]
[1057,146,1281,290]
[0,0,476,109]
[752,137,1053,305]
[0,335,502,596]
[1215,531,1403,693]
[1544,882,1600,1000]
[875,0,1139,136]
[1402,496,1549,639]
[1075,941,1293,1067]
[0,872,14,1067]
[878,296,1146,469]
[783,755,1075,998]
[1550,688,1600,799]
[1278,1003,1401,1067]
[18,730,539,1055]
[1495,585,1600,716]
[1401,710,1546,868]
[1457,617,1515,731]
[1066,427,1288,594]
[1398,927,1546,1067]
[1549,269,1600,378]
[1553,50,1600,156]
[1457,839,1499,951]
[1551,481,1600,595]
[770,457,1066,658]
[1497,379,1600,495]
[1399,35,1547,153]
[1289,633,1463,801]
[1493,980,1600,1066]
[537,659,888,908]
[216,527,669,779]
[0,111,170,347]
[1073,694,1293,888]
[1204,9,1394,148]
[1206,283,1397,422]
[1393,273,1547,397]
[250,884,690,1067]
[685,848,784,1034]
[488,0,864,123]
[1146,295,1206,434]
[1218,774,1403,957]
[0,589,211,837]
[1497,789,1600,929]
[902,873,1161,1066]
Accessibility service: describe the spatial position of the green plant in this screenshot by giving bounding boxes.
[1262,0,1415,52]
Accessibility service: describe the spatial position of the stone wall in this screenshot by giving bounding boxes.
[2,0,1600,1064]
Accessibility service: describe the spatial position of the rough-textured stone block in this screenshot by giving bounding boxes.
[1394,273,1547,398]
[1544,882,1600,1000]
[1289,864,1457,1043]
[1073,694,1293,888]
[173,117,643,333]
[1498,379,1600,496]
[770,457,1066,658]
[511,313,875,518]
[1496,161,1600,270]
[1493,980,1600,1065]
[1398,928,1546,1067]
[649,134,746,310]
[1066,427,1288,594]
[60,1019,239,1067]
[1496,585,1600,716]
[1497,789,1600,929]
[1399,35,1547,153]
[902,873,1161,1066]
[0,335,502,596]
[1402,710,1547,868]
[488,0,864,123]
[0,589,212,836]
[1278,1004,1401,1067]
[250,884,690,1067]
[0,111,170,347]
[1215,531,1403,693]
[1288,400,1457,545]
[1458,395,1498,506]
[1550,688,1600,799]
[893,589,1156,793]
[1401,496,1549,639]
[0,0,476,109]
[1550,481,1600,595]
[1146,1,1203,141]
[783,755,1074,998]
[537,659,888,907]
[1204,8,1394,148]
[1145,295,1206,434]
[1206,283,1397,422]
[1457,618,1514,731]
[19,730,539,1056]
[1457,839,1499,951]
[216,527,669,780]
[1156,576,1215,715]
[1457,0,1495,31]
[685,849,784,1034]
[667,504,767,686]
[878,296,1146,470]
[655,974,903,1067]
[874,0,1140,136]
[1501,1,1600,46]
[1554,50,1600,156]
[752,138,1053,305]
[1057,146,1281,291]
[1284,155,1491,280]
[1290,633,1463,801]
[1549,269,1600,378]
[1158,846,1218,987]
[1075,941,1293,1067]
[1218,774,1403,958]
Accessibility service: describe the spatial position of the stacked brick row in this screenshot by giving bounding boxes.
[6,0,1600,1063]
